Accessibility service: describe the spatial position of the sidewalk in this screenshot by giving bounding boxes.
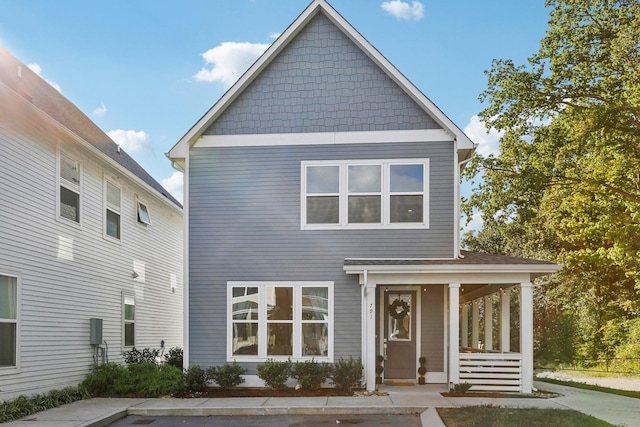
[3,382,639,427]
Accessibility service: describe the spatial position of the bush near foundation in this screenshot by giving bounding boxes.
[292,359,330,390]
[207,361,247,389]
[329,357,364,392]
[257,358,293,389]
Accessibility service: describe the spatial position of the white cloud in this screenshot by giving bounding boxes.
[93,102,107,117]
[194,41,270,87]
[268,33,281,40]
[461,211,484,236]
[464,115,503,157]
[107,129,152,155]
[162,171,184,204]
[27,63,62,93]
[382,1,424,21]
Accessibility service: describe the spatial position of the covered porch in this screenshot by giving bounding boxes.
[344,251,560,393]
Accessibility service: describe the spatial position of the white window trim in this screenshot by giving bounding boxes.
[0,272,21,374]
[57,151,82,227]
[301,159,430,230]
[104,177,122,242]
[122,292,135,349]
[136,198,152,226]
[227,281,334,363]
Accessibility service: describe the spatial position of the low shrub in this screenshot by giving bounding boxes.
[0,387,89,423]
[112,362,182,397]
[257,358,293,389]
[81,361,182,397]
[207,361,247,389]
[80,362,127,396]
[292,359,329,390]
[183,365,208,392]
[329,357,363,392]
[164,347,184,369]
[122,347,160,364]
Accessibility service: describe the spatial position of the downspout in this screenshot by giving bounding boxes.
[456,155,474,258]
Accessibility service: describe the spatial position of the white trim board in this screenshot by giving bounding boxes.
[195,129,453,148]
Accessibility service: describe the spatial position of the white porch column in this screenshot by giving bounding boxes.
[448,283,461,386]
[364,281,377,391]
[484,295,493,351]
[471,299,479,349]
[500,289,511,353]
[520,282,534,393]
[461,303,469,348]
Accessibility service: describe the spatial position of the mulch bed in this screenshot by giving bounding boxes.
[174,387,354,398]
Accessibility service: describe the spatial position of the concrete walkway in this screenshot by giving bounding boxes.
[3,382,639,427]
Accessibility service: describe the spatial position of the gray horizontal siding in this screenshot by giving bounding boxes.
[206,12,440,136]
[188,141,454,369]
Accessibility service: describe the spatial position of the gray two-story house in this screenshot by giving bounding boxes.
[168,0,559,392]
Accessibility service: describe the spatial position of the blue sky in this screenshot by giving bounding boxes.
[0,0,550,228]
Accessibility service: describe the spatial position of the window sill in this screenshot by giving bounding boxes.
[302,223,429,231]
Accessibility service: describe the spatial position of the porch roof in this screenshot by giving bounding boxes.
[344,250,560,277]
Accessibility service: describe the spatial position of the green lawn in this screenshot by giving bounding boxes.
[437,406,614,427]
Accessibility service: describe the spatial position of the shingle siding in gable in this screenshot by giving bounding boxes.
[205,12,440,135]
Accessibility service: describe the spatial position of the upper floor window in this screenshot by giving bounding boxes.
[59,153,80,223]
[0,274,18,368]
[302,159,429,229]
[137,200,152,226]
[105,180,121,240]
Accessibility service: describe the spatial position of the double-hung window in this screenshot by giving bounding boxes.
[105,180,121,240]
[0,274,18,368]
[123,293,135,347]
[302,159,429,229]
[59,153,81,223]
[228,282,333,361]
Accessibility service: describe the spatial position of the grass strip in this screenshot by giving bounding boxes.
[437,406,614,427]
[536,377,640,399]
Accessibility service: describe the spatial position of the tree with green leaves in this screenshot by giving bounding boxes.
[463,0,640,361]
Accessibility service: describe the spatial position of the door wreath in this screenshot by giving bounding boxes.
[388,298,410,320]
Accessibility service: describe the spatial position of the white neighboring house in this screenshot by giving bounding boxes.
[0,47,183,401]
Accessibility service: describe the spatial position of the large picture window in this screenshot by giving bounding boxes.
[302,159,428,229]
[0,274,18,368]
[228,282,332,361]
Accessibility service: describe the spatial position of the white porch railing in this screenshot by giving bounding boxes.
[458,352,522,392]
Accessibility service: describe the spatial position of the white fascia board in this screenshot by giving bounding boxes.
[343,263,561,276]
[195,129,453,148]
